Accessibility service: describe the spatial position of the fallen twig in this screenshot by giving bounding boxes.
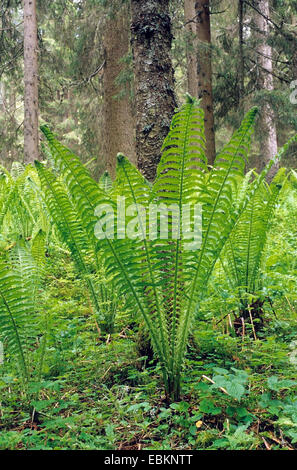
[201,374,229,396]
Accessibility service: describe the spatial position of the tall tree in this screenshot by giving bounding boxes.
[103,4,136,178]
[238,0,245,114]
[195,0,216,166]
[0,82,5,115]
[131,0,177,182]
[184,0,198,97]
[253,0,278,177]
[23,0,39,163]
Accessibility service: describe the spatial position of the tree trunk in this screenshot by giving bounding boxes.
[103,6,136,179]
[131,0,177,182]
[9,89,18,162]
[23,0,39,164]
[0,82,5,114]
[292,48,297,80]
[253,0,278,179]
[195,0,216,166]
[238,0,245,115]
[184,0,198,98]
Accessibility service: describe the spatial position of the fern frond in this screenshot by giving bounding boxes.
[222,168,286,299]
[40,126,106,251]
[35,162,90,272]
[112,154,170,366]
[0,243,40,381]
[154,97,207,206]
[99,171,113,192]
[151,99,207,377]
[174,107,258,391]
[31,229,46,271]
[35,161,102,315]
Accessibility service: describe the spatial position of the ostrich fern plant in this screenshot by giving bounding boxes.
[220,136,297,333]
[38,96,297,399]
[0,163,50,245]
[222,170,284,291]
[34,161,120,334]
[0,165,49,389]
[37,96,279,400]
[0,241,46,387]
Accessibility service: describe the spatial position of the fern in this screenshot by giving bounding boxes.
[40,126,106,259]
[220,134,297,310]
[0,243,43,383]
[35,161,102,315]
[40,98,264,399]
[39,95,297,399]
[0,164,50,243]
[221,167,287,315]
[99,171,113,193]
[172,106,259,394]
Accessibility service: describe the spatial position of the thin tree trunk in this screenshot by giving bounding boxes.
[238,0,245,116]
[0,82,5,114]
[253,0,278,179]
[131,0,177,182]
[103,6,136,178]
[23,0,39,164]
[292,48,297,79]
[9,89,18,162]
[195,0,216,166]
[184,0,198,98]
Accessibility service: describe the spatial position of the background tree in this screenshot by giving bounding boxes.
[195,0,216,165]
[23,0,39,163]
[184,0,198,97]
[253,0,278,177]
[131,0,177,182]
[103,2,136,178]
[238,0,245,115]
[0,0,296,174]
[0,0,23,165]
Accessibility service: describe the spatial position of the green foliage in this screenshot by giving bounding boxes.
[221,169,285,303]
[210,368,249,401]
[0,0,296,450]
[38,98,266,400]
[0,163,50,244]
[0,242,45,385]
[0,238,296,449]
[35,140,119,334]
[99,170,113,193]
[218,132,297,325]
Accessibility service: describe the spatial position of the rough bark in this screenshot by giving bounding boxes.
[184,0,198,98]
[103,7,136,179]
[131,0,177,182]
[195,0,216,166]
[253,0,278,179]
[23,0,39,163]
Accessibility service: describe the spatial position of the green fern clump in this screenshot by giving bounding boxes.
[38,97,296,400]
[0,165,49,387]
[220,166,288,331]
[0,242,46,386]
[34,159,118,334]
[0,164,51,245]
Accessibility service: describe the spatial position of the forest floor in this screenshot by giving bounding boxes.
[1,249,297,451]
